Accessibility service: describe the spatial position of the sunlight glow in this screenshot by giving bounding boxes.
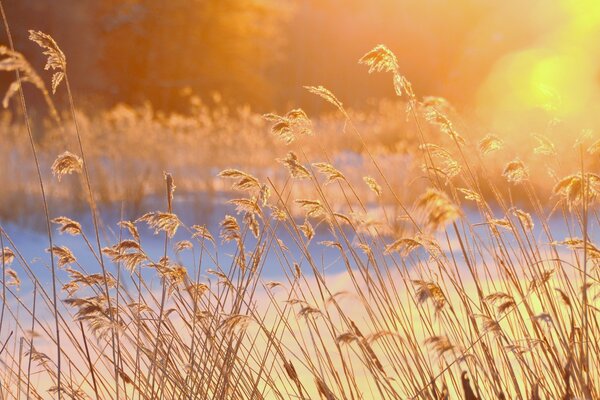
[478,0,600,129]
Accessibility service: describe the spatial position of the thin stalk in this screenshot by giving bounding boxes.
[63,75,119,396]
[0,3,62,398]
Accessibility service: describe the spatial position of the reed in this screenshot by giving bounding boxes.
[0,19,598,400]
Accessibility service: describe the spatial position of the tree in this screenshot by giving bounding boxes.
[98,0,287,110]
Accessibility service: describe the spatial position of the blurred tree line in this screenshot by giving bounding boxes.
[0,0,539,114]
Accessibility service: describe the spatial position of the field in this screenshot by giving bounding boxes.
[1,3,600,400]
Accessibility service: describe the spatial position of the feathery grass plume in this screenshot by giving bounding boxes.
[413,280,446,313]
[357,244,373,258]
[283,359,300,387]
[0,46,46,105]
[64,295,122,337]
[357,336,386,374]
[299,219,314,242]
[422,96,454,113]
[420,143,454,158]
[458,188,483,203]
[102,240,141,257]
[479,133,504,155]
[28,347,53,369]
[164,171,175,211]
[63,270,114,297]
[118,220,140,242]
[46,245,76,267]
[504,343,528,354]
[111,239,142,253]
[51,151,83,182]
[312,162,346,184]
[587,139,600,155]
[278,151,310,179]
[396,74,415,99]
[136,211,180,238]
[220,215,240,243]
[359,44,398,73]
[351,211,385,236]
[555,288,572,307]
[49,385,85,399]
[51,216,82,236]
[385,233,441,257]
[477,314,502,335]
[416,234,442,257]
[385,237,422,257]
[159,263,187,290]
[228,198,262,217]
[555,237,600,259]
[424,109,466,146]
[497,299,517,315]
[269,206,288,221]
[553,173,600,208]
[207,268,232,287]
[529,269,556,292]
[333,212,352,226]
[512,208,534,231]
[336,332,358,345]
[191,224,215,245]
[485,291,514,304]
[127,301,152,317]
[218,168,261,192]
[193,310,215,325]
[295,199,325,218]
[304,85,345,115]
[186,282,209,300]
[118,369,134,386]
[0,46,62,127]
[485,292,516,315]
[28,30,66,93]
[297,305,321,318]
[358,44,414,99]
[416,188,461,230]
[1,247,15,265]
[505,339,542,355]
[174,240,193,253]
[420,143,462,181]
[62,281,78,297]
[264,108,312,144]
[315,377,336,400]
[294,262,301,278]
[425,335,455,359]
[113,252,147,272]
[366,330,404,344]
[363,176,382,196]
[325,290,351,306]
[258,183,271,206]
[574,128,593,147]
[533,134,556,155]
[244,211,260,238]
[5,268,20,288]
[487,218,512,231]
[65,268,116,289]
[265,281,283,290]
[286,298,308,306]
[218,314,253,335]
[502,159,529,184]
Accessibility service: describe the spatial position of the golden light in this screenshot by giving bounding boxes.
[477,0,600,130]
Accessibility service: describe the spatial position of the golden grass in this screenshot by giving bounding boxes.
[0,21,598,400]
